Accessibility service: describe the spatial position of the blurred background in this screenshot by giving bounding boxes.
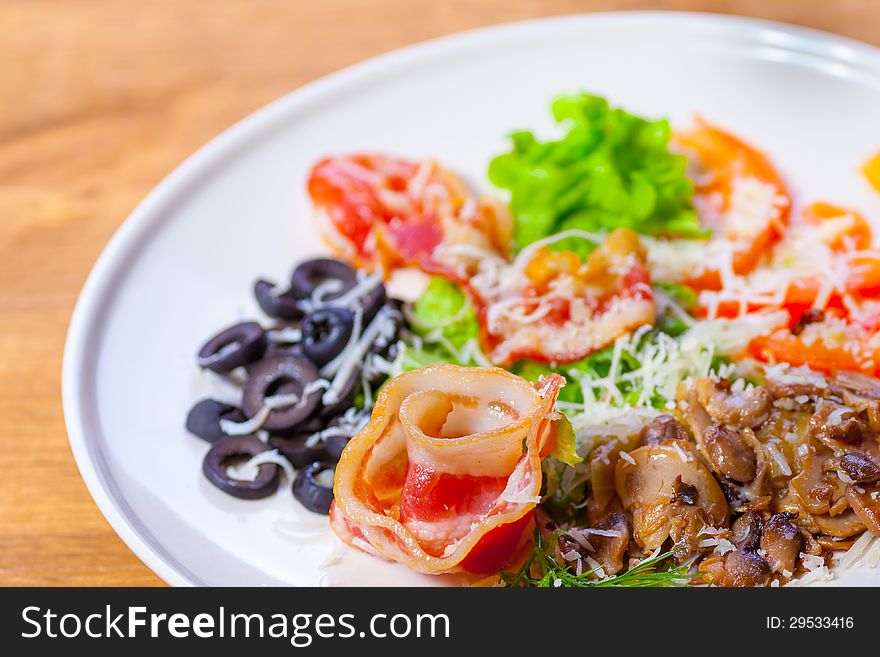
[1,0,878,586]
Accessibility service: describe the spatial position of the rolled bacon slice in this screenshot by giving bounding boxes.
[331,364,564,574]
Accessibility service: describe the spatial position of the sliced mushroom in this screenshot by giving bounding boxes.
[810,399,868,448]
[586,499,631,576]
[589,433,640,510]
[700,423,758,482]
[639,414,689,446]
[695,377,771,428]
[615,442,729,552]
[760,512,803,575]
[763,364,832,399]
[833,370,880,432]
[790,447,845,515]
[846,485,880,536]
[702,549,771,587]
[842,392,880,433]
[557,533,591,566]
[832,369,880,399]
[828,452,880,484]
[682,385,712,437]
[813,508,866,538]
[684,384,763,489]
[670,475,698,505]
[730,510,763,551]
[800,528,823,556]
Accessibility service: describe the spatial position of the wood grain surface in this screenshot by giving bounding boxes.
[1,0,878,587]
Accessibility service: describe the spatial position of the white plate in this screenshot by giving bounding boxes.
[63,12,880,586]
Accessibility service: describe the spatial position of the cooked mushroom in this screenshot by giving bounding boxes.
[670,475,698,505]
[846,485,880,536]
[682,385,712,437]
[615,442,729,552]
[557,533,591,565]
[695,377,771,428]
[639,414,689,446]
[812,508,867,538]
[828,452,880,484]
[790,447,845,515]
[730,510,763,551]
[763,364,832,399]
[702,549,771,587]
[700,423,758,483]
[810,399,868,447]
[760,512,803,575]
[832,369,880,399]
[586,499,631,576]
[589,434,639,510]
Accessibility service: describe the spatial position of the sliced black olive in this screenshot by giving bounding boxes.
[320,366,362,420]
[359,281,387,324]
[185,399,246,442]
[242,354,322,431]
[367,301,404,358]
[293,462,335,514]
[291,258,357,301]
[197,322,267,373]
[247,342,304,375]
[268,433,327,469]
[283,415,326,436]
[254,279,304,321]
[302,307,354,367]
[202,435,280,499]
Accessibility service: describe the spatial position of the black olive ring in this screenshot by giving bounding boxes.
[185,399,246,443]
[268,433,327,469]
[301,307,355,367]
[292,462,336,514]
[290,258,358,302]
[254,279,304,321]
[202,435,280,499]
[242,354,322,431]
[197,322,267,373]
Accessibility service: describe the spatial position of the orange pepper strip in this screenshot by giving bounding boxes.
[676,119,791,288]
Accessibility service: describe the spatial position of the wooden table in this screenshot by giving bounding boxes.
[1,0,877,587]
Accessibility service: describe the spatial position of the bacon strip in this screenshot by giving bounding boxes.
[331,364,564,574]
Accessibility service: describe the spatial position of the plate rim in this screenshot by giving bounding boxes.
[62,11,880,587]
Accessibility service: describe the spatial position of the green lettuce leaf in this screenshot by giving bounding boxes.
[488,93,707,250]
[548,414,581,467]
[410,277,479,349]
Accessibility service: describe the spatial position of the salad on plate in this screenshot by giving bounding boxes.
[186,93,880,587]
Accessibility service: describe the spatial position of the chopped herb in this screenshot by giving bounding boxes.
[501,531,691,588]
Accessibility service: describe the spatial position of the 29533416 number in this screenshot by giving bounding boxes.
[767,617,855,629]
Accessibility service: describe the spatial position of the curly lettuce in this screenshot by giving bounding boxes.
[488,93,706,250]
[402,278,483,370]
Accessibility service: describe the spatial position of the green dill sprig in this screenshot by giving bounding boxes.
[501,531,691,588]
